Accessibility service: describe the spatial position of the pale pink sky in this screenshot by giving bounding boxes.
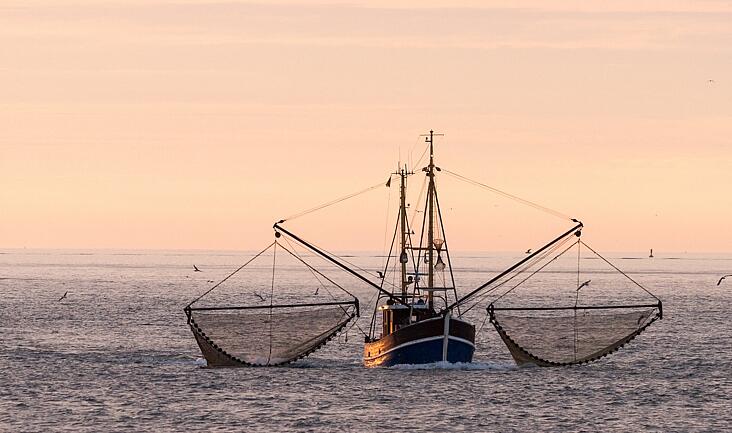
[1,1,730,252]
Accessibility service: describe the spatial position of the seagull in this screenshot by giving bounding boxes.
[525,249,532,254]
[577,279,591,291]
[58,291,68,301]
[252,292,265,301]
[193,265,202,272]
[717,275,732,286]
[377,271,385,279]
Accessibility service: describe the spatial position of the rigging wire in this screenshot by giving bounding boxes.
[462,240,566,312]
[278,229,404,337]
[279,237,359,301]
[281,230,399,290]
[459,235,575,314]
[579,240,660,301]
[441,168,574,221]
[380,174,394,274]
[410,143,429,172]
[279,237,367,337]
[280,180,386,222]
[490,238,580,305]
[267,241,277,364]
[409,175,428,232]
[186,242,275,307]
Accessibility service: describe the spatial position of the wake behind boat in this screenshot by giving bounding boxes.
[184,130,662,368]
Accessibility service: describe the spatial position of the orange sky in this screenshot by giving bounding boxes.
[1,1,730,252]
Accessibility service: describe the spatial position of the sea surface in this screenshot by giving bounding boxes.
[1,248,730,432]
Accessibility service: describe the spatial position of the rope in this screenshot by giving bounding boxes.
[282,231,400,291]
[478,238,577,303]
[380,174,394,273]
[267,241,277,364]
[460,236,574,314]
[411,143,429,172]
[409,176,428,237]
[441,168,574,221]
[280,181,386,222]
[186,242,275,307]
[279,238,367,337]
[476,310,491,335]
[579,240,661,302]
[491,239,579,304]
[279,237,359,302]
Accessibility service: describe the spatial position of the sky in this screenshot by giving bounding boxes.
[1,0,731,252]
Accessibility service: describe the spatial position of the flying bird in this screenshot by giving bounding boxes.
[577,280,591,291]
[253,292,265,301]
[377,271,385,279]
[717,275,732,286]
[314,287,319,295]
[58,291,68,301]
[193,265,202,272]
[525,249,532,254]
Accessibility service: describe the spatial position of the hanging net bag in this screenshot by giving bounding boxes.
[184,241,359,367]
[485,235,662,367]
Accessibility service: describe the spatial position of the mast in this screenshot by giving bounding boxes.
[423,129,443,310]
[427,131,435,309]
[399,166,408,299]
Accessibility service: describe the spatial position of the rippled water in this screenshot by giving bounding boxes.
[1,249,730,432]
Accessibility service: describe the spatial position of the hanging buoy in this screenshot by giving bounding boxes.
[435,254,446,271]
[400,251,408,264]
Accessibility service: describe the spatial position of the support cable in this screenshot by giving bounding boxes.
[460,235,574,315]
[579,240,661,302]
[267,241,277,364]
[491,239,579,304]
[442,168,574,221]
[186,242,274,308]
[279,237,367,337]
[280,181,386,222]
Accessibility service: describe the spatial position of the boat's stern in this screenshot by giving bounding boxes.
[363,314,475,367]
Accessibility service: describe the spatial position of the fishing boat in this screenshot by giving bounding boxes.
[184,130,662,368]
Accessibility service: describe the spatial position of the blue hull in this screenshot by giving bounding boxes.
[365,337,475,367]
[363,316,476,367]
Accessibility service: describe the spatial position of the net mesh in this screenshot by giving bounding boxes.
[189,304,356,366]
[476,237,662,366]
[489,306,660,366]
[185,240,361,367]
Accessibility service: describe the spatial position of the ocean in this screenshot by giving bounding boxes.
[1,248,730,432]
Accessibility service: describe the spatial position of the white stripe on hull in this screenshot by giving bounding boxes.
[363,335,475,362]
